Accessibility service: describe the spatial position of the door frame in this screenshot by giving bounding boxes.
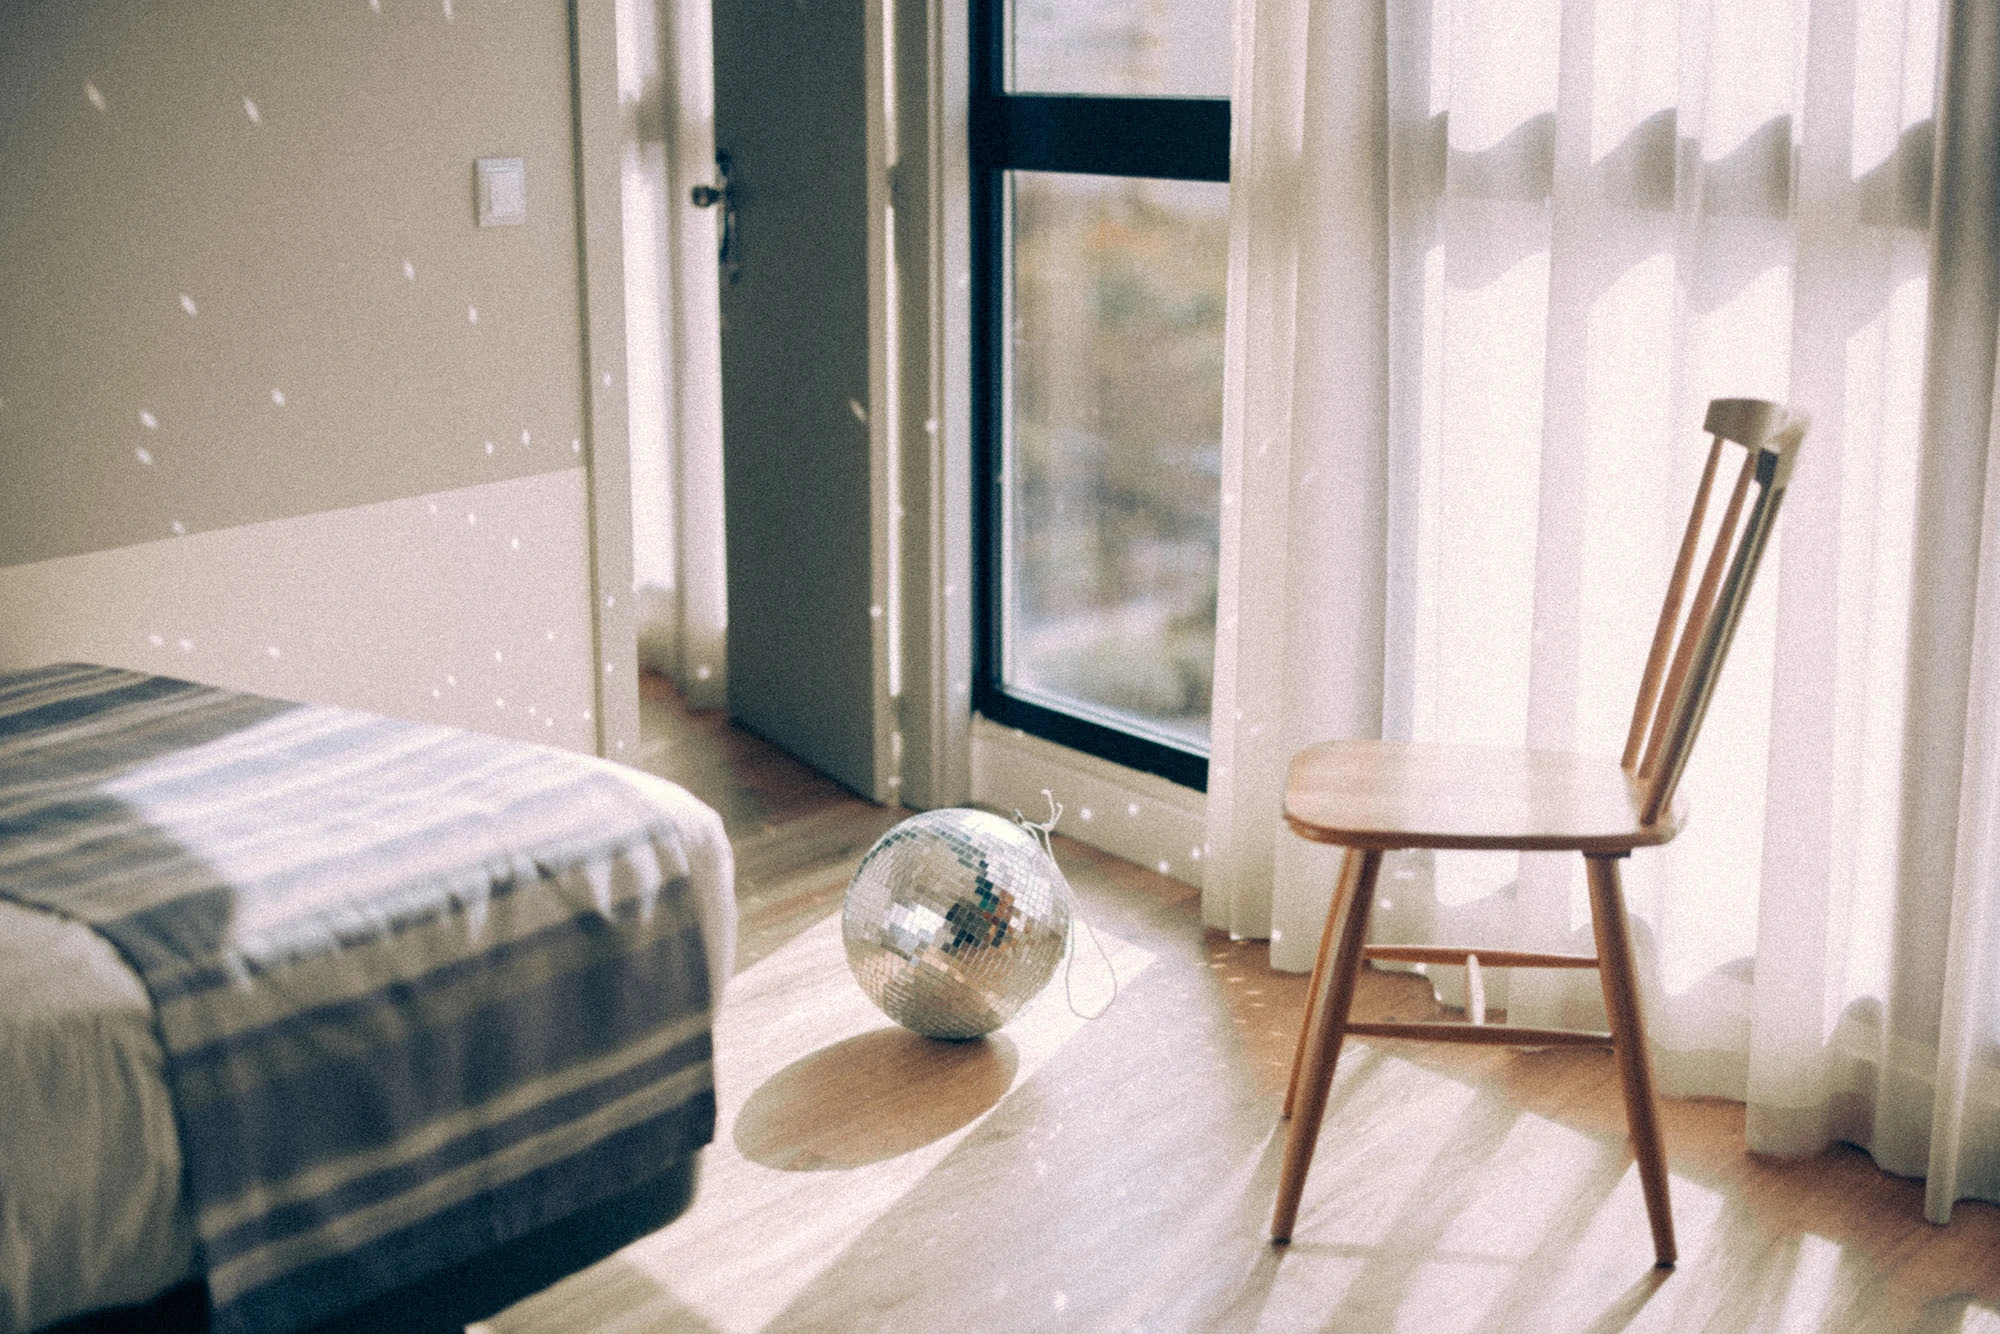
[886,0,975,810]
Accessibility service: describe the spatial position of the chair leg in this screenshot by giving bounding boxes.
[1272,848,1381,1243]
[1283,848,1364,1120]
[1585,854,1677,1268]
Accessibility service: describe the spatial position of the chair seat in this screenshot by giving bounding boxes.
[1284,739,1684,853]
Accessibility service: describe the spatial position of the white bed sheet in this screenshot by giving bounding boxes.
[0,764,735,1334]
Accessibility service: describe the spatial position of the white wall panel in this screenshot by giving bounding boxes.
[0,472,602,755]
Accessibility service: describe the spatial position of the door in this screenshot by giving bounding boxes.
[708,0,886,799]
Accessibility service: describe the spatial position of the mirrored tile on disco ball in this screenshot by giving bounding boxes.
[842,809,1071,1039]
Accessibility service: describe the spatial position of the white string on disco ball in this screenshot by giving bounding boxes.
[841,791,1118,1039]
[1011,790,1118,1022]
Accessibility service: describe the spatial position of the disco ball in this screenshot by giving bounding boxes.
[842,809,1072,1040]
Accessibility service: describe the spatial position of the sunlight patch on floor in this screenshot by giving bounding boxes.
[1288,1055,1486,1249]
[1769,1232,1846,1330]
[1242,1056,1736,1333]
[491,912,1154,1334]
[1551,1167,1726,1332]
[1435,1108,1605,1259]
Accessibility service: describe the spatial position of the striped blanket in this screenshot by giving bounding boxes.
[0,664,720,1334]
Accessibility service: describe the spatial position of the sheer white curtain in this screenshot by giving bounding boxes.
[618,0,728,710]
[1206,0,2000,1217]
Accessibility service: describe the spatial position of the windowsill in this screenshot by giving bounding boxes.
[968,713,1206,888]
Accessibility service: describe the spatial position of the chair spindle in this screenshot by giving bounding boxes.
[1623,434,1726,772]
[1638,447,1759,784]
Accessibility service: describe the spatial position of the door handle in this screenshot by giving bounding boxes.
[690,151,739,286]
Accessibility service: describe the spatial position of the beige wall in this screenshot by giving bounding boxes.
[0,0,628,749]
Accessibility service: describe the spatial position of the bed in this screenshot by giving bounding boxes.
[0,664,735,1333]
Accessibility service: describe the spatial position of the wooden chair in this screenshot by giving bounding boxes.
[1271,398,1808,1267]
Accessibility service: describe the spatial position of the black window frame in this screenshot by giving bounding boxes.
[969,1,1231,792]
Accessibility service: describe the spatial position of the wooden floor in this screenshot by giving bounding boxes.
[484,675,2000,1333]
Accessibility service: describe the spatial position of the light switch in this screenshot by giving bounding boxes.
[476,157,526,227]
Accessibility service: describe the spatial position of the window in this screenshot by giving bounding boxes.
[970,0,1230,790]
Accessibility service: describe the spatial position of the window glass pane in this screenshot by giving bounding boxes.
[1010,0,1231,99]
[1004,171,1227,750]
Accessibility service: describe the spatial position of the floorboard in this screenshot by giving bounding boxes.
[482,675,2000,1333]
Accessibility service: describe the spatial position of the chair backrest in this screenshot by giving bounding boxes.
[1620,398,1808,826]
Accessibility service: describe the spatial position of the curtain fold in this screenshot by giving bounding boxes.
[1209,0,1389,965]
[1207,0,2000,1215]
[1914,0,2000,1220]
